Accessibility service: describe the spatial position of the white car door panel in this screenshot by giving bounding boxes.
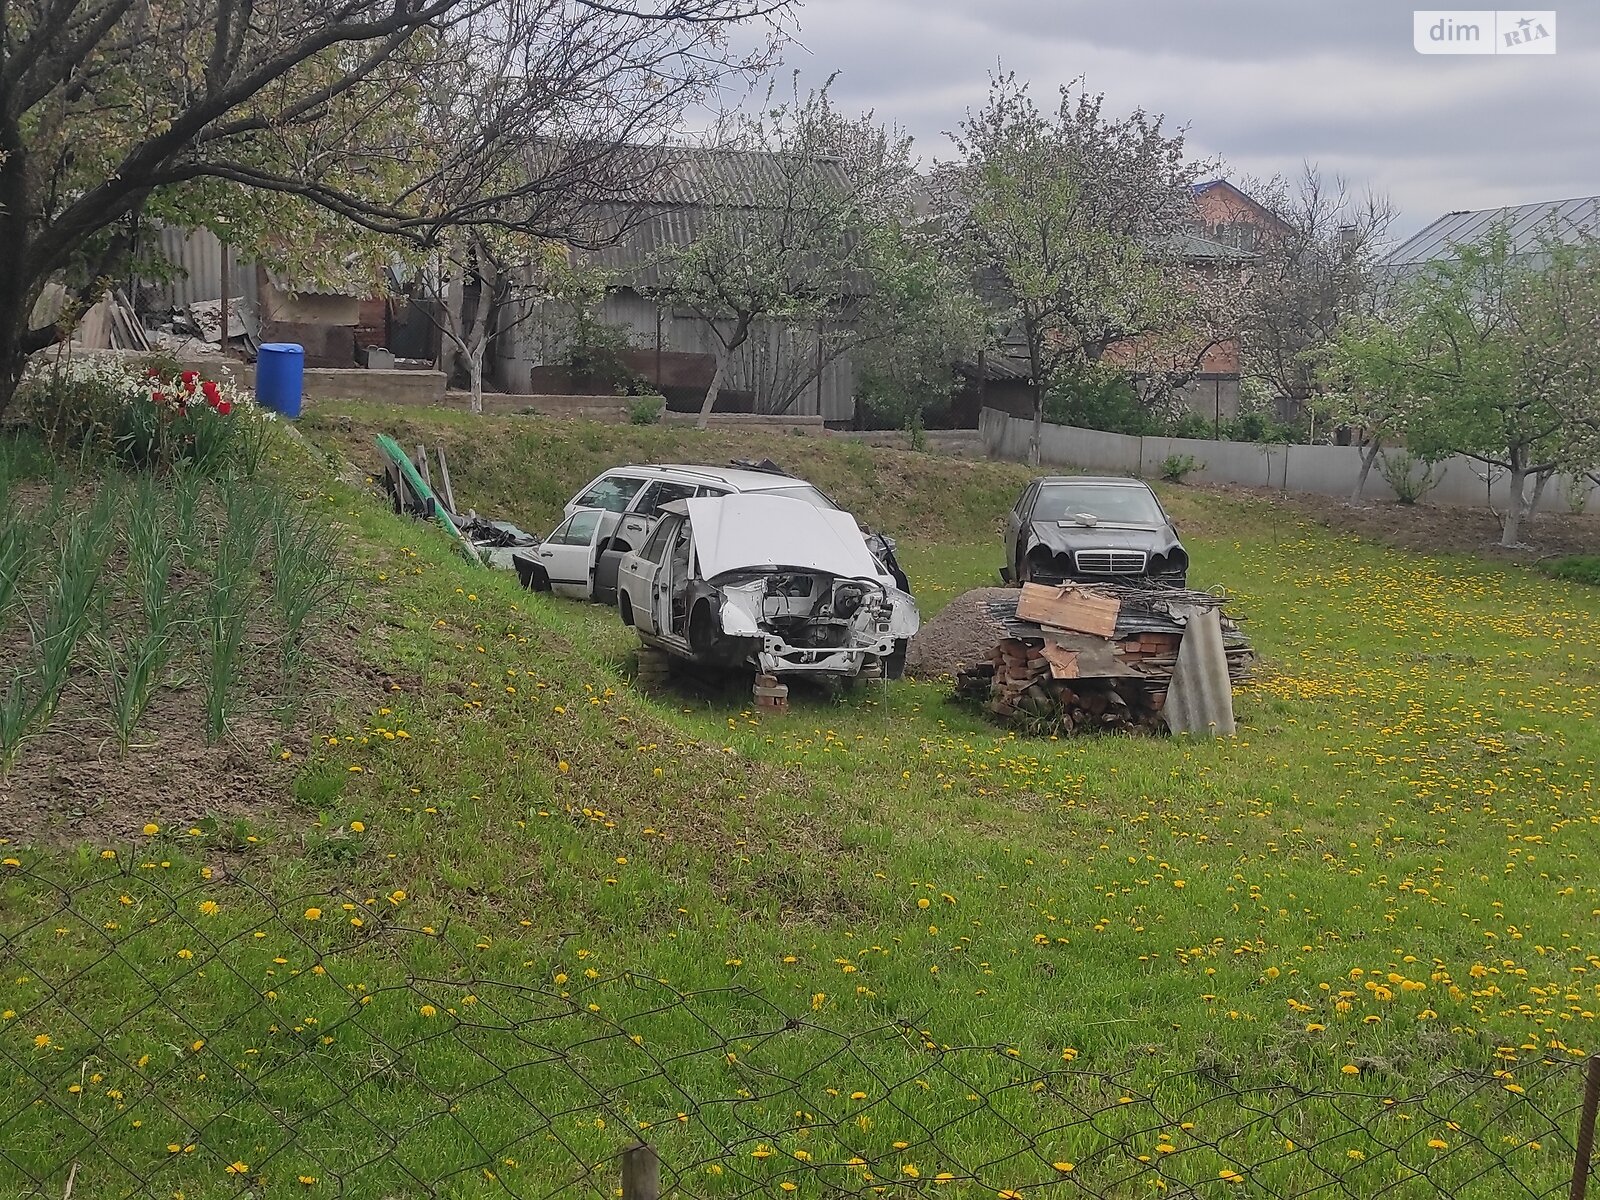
[535,511,605,599]
[619,517,677,634]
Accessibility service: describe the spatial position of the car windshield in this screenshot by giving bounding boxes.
[1033,483,1164,527]
[751,483,838,511]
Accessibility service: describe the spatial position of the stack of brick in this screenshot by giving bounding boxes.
[954,583,1252,735]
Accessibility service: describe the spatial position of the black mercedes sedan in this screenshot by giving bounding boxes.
[1002,476,1188,587]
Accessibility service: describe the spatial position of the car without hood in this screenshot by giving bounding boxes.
[616,493,920,679]
[539,462,910,603]
[1003,476,1188,587]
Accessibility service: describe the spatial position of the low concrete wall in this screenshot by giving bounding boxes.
[250,367,446,407]
[661,411,827,434]
[26,347,446,409]
[837,430,988,457]
[979,408,1600,514]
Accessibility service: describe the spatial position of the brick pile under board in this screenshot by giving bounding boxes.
[954,583,1254,735]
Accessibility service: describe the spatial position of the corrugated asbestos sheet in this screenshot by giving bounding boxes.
[1164,604,1237,736]
[1385,196,1600,266]
[628,144,851,207]
[146,226,246,309]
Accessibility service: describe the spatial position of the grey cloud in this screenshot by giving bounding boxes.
[756,0,1597,235]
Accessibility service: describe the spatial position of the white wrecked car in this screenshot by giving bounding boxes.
[616,493,920,678]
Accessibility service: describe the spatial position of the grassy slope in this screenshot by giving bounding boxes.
[5,404,1600,1197]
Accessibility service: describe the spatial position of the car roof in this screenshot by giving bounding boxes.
[1034,476,1153,487]
[600,464,819,492]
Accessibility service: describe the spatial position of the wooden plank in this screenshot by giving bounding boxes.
[435,447,458,514]
[1041,642,1080,679]
[621,1144,660,1200]
[1044,631,1137,678]
[1017,583,1120,638]
[414,443,433,490]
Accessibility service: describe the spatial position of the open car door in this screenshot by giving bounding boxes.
[532,509,606,599]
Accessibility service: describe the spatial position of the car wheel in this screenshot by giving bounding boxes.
[618,593,635,627]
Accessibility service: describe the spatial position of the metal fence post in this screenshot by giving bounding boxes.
[1571,1055,1600,1200]
[622,1142,660,1200]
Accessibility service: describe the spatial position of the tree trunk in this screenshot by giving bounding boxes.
[1350,440,1381,506]
[1501,463,1527,548]
[0,337,27,421]
[1526,468,1553,529]
[462,253,494,417]
[1025,329,1045,469]
[467,344,485,416]
[696,349,732,432]
[0,242,43,421]
[438,270,465,387]
[0,129,32,421]
[695,315,752,431]
[1029,385,1044,469]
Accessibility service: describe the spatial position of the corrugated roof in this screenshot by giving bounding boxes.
[584,202,870,296]
[568,145,865,293]
[623,143,851,208]
[1385,195,1600,266]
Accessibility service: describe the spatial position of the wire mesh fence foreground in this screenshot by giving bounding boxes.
[1,856,1598,1199]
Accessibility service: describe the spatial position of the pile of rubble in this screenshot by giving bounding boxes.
[952,582,1253,736]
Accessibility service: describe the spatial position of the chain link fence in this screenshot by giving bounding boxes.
[2,853,1597,1198]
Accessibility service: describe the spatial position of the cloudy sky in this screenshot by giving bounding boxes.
[758,1,1596,239]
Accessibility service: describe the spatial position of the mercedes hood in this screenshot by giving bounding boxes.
[1027,520,1181,556]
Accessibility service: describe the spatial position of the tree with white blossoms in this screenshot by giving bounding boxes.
[648,80,944,429]
[1235,166,1395,418]
[932,75,1231,465]
[0,0,792,418]
[1327,223,1600,544]
[1322,314,1431,505]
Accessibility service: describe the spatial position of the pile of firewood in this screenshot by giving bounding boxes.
[953,583,1253,736]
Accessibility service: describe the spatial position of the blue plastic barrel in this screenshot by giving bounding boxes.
[255,343,305,418]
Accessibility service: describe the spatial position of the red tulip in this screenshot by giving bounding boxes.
[217,400,232,416]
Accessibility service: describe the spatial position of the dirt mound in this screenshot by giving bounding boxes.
[905,586,1018,679]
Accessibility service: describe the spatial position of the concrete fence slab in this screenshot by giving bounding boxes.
[979,408,1597,516]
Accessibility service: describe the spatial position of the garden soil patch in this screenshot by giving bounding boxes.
[0,692,292,844]
[1225,485,1600,562]
[0,611,391,846]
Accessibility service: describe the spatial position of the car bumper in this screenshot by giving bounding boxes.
[1026,566,1187,588]
[756,633,897,676]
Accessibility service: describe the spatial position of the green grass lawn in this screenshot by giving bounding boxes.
[4,407,1600,1198]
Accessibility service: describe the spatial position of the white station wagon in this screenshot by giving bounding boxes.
[521,463,908,603]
